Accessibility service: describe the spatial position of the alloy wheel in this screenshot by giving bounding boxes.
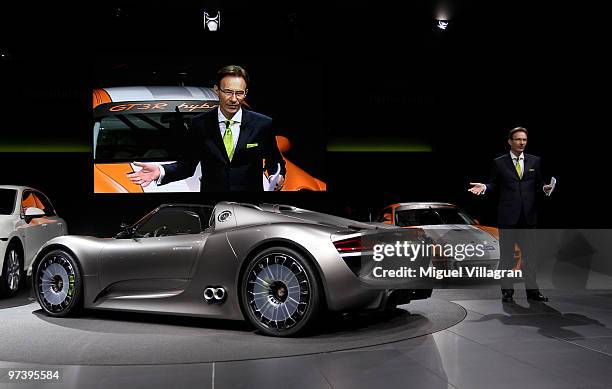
[244,251,315,334]
[36,252,78,314]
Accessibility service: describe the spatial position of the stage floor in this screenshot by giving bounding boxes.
[0,298,465,365]
[1,289,611,388]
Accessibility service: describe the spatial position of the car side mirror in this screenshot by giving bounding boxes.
[383,212,392,224]
[473,219,480,225]
[276,135,291,153]
[24,207,45,222]
[115,222,133,239]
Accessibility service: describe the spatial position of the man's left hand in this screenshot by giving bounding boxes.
[543,184,553,195]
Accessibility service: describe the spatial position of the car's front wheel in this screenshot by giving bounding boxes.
[0,244,23,297]
[34,249,83,317]
[242,247,322,337]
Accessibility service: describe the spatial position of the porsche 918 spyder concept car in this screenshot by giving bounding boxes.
[30,202,431,336]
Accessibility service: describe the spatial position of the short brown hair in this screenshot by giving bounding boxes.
[216,65,249,87]
[508,127,528,139]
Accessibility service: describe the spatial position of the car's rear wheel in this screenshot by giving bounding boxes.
[0,244,23,297]
[242,247,322,337]
[34,249,83,317]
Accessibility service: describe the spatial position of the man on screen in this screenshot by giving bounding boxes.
[128,65,286,191]
[468,127,553,303]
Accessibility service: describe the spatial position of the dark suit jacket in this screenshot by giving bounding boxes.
[486,153,544,227]
[161,109,286,192]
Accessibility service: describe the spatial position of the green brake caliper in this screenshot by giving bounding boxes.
[67,275,75,297]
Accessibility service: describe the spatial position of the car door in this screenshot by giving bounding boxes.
[18,190,56,265]
[31,190,65,238]
[99,207,208,292]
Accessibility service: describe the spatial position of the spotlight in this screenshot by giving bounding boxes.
[203,11,221,32]
[0,49,12,60]
[436,20,449,30]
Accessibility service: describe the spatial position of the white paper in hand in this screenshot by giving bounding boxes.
[263,163,281,191]
[547,176,556,196]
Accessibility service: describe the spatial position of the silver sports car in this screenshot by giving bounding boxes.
[30,202,432,336]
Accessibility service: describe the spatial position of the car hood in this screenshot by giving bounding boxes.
[419,224,499,260]
[35,235,109,257]
[45,235,108,245]
[419,224,498,245]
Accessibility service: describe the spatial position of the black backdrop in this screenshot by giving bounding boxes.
[0,1,607,235]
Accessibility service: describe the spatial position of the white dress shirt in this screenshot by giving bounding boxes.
[218,108,242,152]
[157,107,243,183]
[510,151,524,177]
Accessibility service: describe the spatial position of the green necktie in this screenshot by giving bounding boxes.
[515,157,522,179]
[223,120,234,161]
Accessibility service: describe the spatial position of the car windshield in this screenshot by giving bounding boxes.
[0,189,17,215]
[93,99,220,161]
[395,208,475,227]
[118,205,214,239]
[133,208,203,237]
[93,112,201,160]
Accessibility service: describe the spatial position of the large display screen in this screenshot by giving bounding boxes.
[93,86,326,193]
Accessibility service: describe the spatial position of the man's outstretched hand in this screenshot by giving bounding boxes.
[127,162,161,187]
[468,182,486,196]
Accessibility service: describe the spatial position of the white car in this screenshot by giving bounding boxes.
[0,186,67,297]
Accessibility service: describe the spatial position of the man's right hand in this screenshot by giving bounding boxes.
[468,182,486,196]
[127,162,161,187]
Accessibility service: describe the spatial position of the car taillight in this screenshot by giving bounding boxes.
[333,236,369,275]
[333,237,367,254]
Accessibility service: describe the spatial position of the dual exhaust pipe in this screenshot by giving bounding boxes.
[204,286,226,303]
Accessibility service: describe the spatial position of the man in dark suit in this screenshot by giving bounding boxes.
[128,65,285,191]
[469,127,553,302]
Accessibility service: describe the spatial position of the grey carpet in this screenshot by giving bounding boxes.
[0,298,465,365]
